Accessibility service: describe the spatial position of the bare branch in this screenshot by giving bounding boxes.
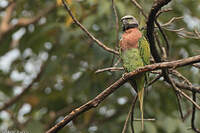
[194,29,200,38]
[147,73,162,86]
[168,77,184,120]
[0,3,56,42]
[131,0,147,18]
[155,20,170,56]
[134,118,156,121]
[170,79,200,110]
[174,82,200,93]
[110,0,120,66]
[47,55,200,133]
[122,96,137,133]
[111,0,119,47]
[61,0,119,55]
[191,92,200,133]
[95,67,123,74]
[114,58,121,66]
[170,69,192,86]
[164,27,184,32]
[161,16,183,27]
[164,27,200,40]
[156,8,173,18]
[0,2,16,38]
[130,95,138,133]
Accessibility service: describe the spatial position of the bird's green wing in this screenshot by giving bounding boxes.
[138,34,151,66]
[138,34,151,88]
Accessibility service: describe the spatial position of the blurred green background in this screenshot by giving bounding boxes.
[0,0,199,133]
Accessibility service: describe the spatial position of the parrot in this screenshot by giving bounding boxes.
[119,15,151,130]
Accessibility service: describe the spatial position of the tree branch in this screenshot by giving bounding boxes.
[191,92,200,133]
[95,67,123,74]
[0,2,16,39]
[146,0,172,62]
[111,0,119,47]
[61,0,119,55]
[0,3,56,42]
[46,55,200,133]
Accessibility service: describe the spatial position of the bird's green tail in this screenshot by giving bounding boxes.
[138,87,144,130]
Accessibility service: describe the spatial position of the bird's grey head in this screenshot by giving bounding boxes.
[121,15,139,31]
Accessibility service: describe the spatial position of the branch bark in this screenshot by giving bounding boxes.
[146,0,172,62]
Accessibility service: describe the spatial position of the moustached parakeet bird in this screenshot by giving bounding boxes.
[119,15,151,130]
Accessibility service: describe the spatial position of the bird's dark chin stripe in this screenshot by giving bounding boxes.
[123,24,138,31]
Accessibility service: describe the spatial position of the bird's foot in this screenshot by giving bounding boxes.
[122,73,128,80]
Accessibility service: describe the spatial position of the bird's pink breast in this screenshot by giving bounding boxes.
[120,28,142,51]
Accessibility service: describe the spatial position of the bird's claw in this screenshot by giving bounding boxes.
[122,73,127,80]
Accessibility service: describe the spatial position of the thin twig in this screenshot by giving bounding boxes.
[113,58,121,67]
[156,8,172,18]
[147,73,163,87]
[130,95,138,133]
[95,67,124,74]
[45,106,73,130]
[168,77,184,120]
[194,29,200,38]
[164,27,184,32]
[161,16,183,27]
[174,81,200,93]
[61,0,119,55]
[183,109,192,121]
[111,0,119,66]
[134,118,155,121]
[170,69,192,86]
[191,92,200,133]
[178,33,200,39]
[131,0,147,18]
[111,0,119,47]
[155,20,170,56]
[170,79,200,110]
[154,32,164,56]
[122,96,137,133]
[164,27,200,40]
